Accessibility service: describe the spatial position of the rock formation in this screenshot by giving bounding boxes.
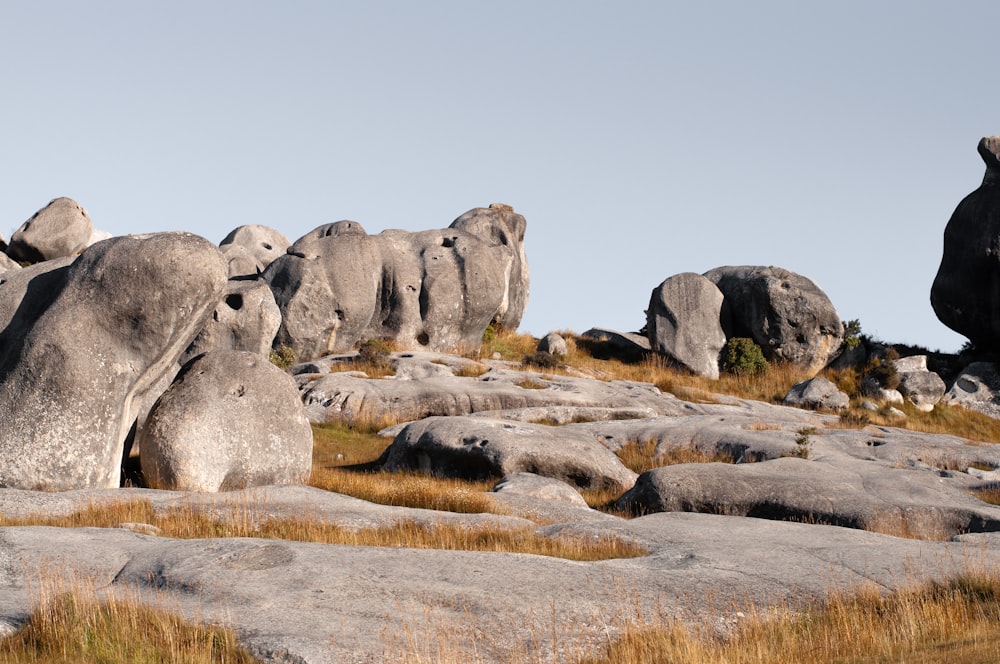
[703,265,843,375]
[932,137,1000,350]
[0,233,228,490]
[6,197,93,263]
[139,350,313,492]
[646,272,726,379]
[264,204,528,360]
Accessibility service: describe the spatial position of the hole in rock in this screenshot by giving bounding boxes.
[225,294,244,310]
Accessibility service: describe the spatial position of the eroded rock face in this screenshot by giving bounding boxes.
[0,233,228,490]
[7,197,94,264]
[783,376,849,411]
[140,350,313,492]
[380,416,638,492]
[703,265,843,375]
[264,205,528,360]
[219,224,290,275]
[646,273,726,379]
[182,279,281,364]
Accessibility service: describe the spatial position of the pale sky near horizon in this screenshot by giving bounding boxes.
[2,2,997,353]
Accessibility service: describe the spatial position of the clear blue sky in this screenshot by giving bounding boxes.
[2,2,996,353]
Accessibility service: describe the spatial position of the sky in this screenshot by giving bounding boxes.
[1,1,996,353]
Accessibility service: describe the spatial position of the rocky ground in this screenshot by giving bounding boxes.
[2,352,1000,663]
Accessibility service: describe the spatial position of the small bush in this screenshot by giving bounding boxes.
[524,351,561,369]
[841,318,863,350]
[268,345,296,370]
[721,337,768,376]
[863,347,900,391]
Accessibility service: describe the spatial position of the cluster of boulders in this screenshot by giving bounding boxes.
[0,198,528,492]
[645,266,844,380]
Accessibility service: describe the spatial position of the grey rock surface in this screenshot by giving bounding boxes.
[898,369,946,412]
[7,197,94,263]
[492,472,589,506]
[931,137,1000,351]
[646,272,726,379]
[943,361,1000,418]
[296,358,698,425]
[0,233,227,490]
[220,224,291,273]
[449,203,529,330]
[783,376,849,410]
[381,416,638,492]
[140,351,313,491]
[265,206,528,360]
[703,265,843,375]
[536,331,568,356]
[182,278,282,363]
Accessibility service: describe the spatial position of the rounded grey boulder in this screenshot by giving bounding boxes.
[140,350,313,492]
[0,233,228,490]
[182,279,282,364]
[703,265,843,375]
[7,197,94,263]
[646,273,726,379]
[220,224,291,274]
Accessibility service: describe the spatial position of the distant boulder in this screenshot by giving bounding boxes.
[219,225,290,275]
[703,265,843,375]
[536,332,568,356]
[0,233,227,490]
[942,362,1000,419]
[140,350,313,492]
[7,197,94,264]
[931,137,1000,351]
[264,205,528,360]
[784,376,849,411]
[646,273,726,379]
[182,279,282,364]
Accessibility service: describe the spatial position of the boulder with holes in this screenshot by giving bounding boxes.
[0,232,227,490]
[182,279,282,364]
[264,205,528,360]
[219,225,291,276]
[139,350,313,492]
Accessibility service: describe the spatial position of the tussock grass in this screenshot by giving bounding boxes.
[614,438,737,475]
[310,468,500,513]
[582,571,1000,664]
[0,575,253,663]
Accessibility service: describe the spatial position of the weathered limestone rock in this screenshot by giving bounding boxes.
[182,279,281,364]
[219,224,290,274]
[264,206,527,360]
[783,376,849,410]
[7,197,94,263]
[536,332,568,356]
[931,137,1000,351]
[703,265,843,375]
[449,203,529,330]
[943,362,1000,419]
[140,350,313,492]
[492,472,589,506]
[646,273,726,379]
[898,367,946,412]
[0,233,227,490]
[615,456,1000,539]
[380,416,638,492]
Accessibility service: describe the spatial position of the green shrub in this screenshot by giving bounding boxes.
[721,337,767,376]
[269,345,296,370]
[842,318,863,350]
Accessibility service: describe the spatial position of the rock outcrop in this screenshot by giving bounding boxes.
[703,265,844,375]
[182,279,282,364]
[140,350,313,492]
[0,233,228,490]
[646,272,726,379]
[264,205,528,360]
[219,224,291,275]
[7,197,94,264]
[783,376,849,410]
[932,137,1000,350]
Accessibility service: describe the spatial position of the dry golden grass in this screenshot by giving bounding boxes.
[310,467,500,513]
[614,438,737,475]
[580,571,1000,664]
[972,484,1000,505]
[0,575,253,663]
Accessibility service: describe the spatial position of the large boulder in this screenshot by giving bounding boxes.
[942,362,1000,419]
[219,224,290,274]
[0,233,228,490]
[703,265,843,375]
[931,137,1000,350]
[140,350,313,492]
[7,197,94,264]
[449,203,529,330]
[265,207,526,360]
[646,273,726,379]
[783,376,849,410]
[380,416,638,492]
[182,279,282,364]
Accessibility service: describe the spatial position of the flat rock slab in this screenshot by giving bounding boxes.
[1,512,998,663]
